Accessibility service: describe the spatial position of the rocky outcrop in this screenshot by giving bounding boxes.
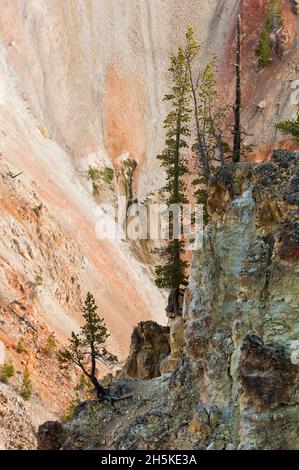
[183,152,299,450]
[37,421,64,451]
[122,321,170,380]
[160,316,185,374]
[51,154,299,450]
[0,383,36,449]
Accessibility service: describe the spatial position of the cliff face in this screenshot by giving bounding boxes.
[183,151,299,449]
[49,153,299,450]
[0,0,298,449]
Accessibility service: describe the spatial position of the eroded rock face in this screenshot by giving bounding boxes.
[0,384,36,450]
[52,154,298,450]
[184,153,299,449]
[160,316,185,374]
[239,334,297,411]
[122,321,170,380]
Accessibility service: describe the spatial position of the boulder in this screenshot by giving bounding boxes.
[37,421,64,450]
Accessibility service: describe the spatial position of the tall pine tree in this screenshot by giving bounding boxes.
[155,47,191,291]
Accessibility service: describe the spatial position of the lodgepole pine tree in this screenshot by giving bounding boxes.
[155,47,191,292]
[59,293,118,401]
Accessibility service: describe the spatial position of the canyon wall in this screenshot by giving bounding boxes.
[183,151,299,449]
[0,0,298,449]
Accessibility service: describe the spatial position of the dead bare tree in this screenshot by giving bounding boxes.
[233,14,242,163]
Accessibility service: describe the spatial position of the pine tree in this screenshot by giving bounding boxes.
[59,293,118,400]
[21,367,32,400]
[276,106,299,143]
[16,337,26,353]
[44,333,57,357]
[155,47,191,291]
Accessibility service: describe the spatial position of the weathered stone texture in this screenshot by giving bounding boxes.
[122,321,170,380]
[184,154,299,449]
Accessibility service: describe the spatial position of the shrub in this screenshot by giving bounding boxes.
[0,360,15,384]
[256,25,272,68]
[35,275,43,286]
[44,333,57,357]
[88,166,101,182]
[276,107,299,143]
[88,166,114,185]
[16,338,26,354]
[21,367,32,400]
[102,167,114,184]
[75,373,92,392]
[61,397,80,422]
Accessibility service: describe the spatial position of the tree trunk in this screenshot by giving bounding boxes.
[90,375,106,400]
[233,14,242,163]
[216,134,225,165]
[89,339,107,399]
[172,80,186,291]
